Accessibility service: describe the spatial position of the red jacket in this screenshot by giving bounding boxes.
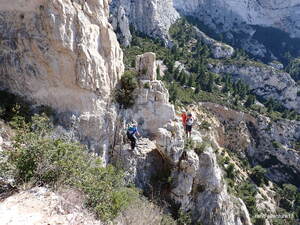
[181,113,187,125]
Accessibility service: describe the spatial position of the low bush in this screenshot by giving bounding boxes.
[272,141,283,149]
[144,82,150,89]
[226,163,236,180]
[194,141,210,155]
[2,113,140,222]
[184,138,195,150]
[177,210,192,225]
[237,181,258,215]
[115,198,177,225]
[199,120,211,130]
[115,70,138,109]
[250,166,267,187]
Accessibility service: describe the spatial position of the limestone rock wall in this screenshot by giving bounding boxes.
[125,53,175,136]
[250,116,300,186]
[110,0,300,58]
[174,0,300,39]
[109,0,180,46]
[112,54,252,224]
[156,118,252,225]
[202,102,300,187]
[173,0,300,58]
[209,61,300,113]
[0,0,124,158]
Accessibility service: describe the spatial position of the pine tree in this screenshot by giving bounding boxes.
[188,73,195,87]
[206,73,214,92]
[169,83,178,104]
[173,66,180,81]
[195,83,201,94]
[266,98,275,112]
[245,95,256,108]
[223,74,232,93]
[156,65,161,80]
[180,71,187,86]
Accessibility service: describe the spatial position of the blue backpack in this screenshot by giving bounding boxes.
[127,126,136,137]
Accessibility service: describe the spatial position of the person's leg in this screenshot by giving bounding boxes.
[187,125,192,138]
[185,125,188,137]
[128,135,134,150]
[132,135,137,150]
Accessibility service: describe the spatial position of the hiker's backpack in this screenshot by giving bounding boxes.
[186,117,194,126]
[127,126,136,137]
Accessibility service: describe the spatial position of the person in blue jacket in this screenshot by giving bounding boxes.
[127,122,140,150]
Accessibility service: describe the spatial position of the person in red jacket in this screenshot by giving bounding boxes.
[181,111,187,127]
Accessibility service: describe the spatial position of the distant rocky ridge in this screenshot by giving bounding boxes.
[110,0,300,58]
[109,0,179,46]
[208,60,300,113]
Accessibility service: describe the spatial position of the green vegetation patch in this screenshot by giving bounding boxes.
[115,70,138,109]
[0,111,140,222]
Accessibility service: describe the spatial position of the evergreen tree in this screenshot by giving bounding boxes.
[222,74,232,93]
[245,95,256,108]
[234,97,239,106]
[195,83,201,94]
[206,73,214,92]
[266,98,275,112]
[169,83,178,104]
[173,66,180,81]
[156,65,161,80]
[180,71,187,86]
[188,73,195,87]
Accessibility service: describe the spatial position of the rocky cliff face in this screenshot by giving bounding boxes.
[111,54,252,225]
[110,0,300,58]
[173,0,300,58]
[174,0,300,38]
[250,115,300,186]
[110,0,179,46]
[203,102,300,187]
[209,60,300,113]
[0,0,124,160]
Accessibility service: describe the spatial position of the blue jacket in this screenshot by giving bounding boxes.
[127,127,137,135]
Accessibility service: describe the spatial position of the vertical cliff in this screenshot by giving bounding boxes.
[109,0,180,46]
[0,0,124,159]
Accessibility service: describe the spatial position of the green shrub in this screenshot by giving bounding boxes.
[224,156,230,164]
[253,218,266,225]
[226,163,236,180]
[144,82,150,89]
[0,90,30,122]
[177,210,192,225]
[199,121,211,130]
[3,113,140,221]
[282,184,298,201]
[272,141,283,149]
[115,70,138,109]
[250,166,267,186]
[237,181,258,215]
[194,141,209,155]
[184,138,195,150]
